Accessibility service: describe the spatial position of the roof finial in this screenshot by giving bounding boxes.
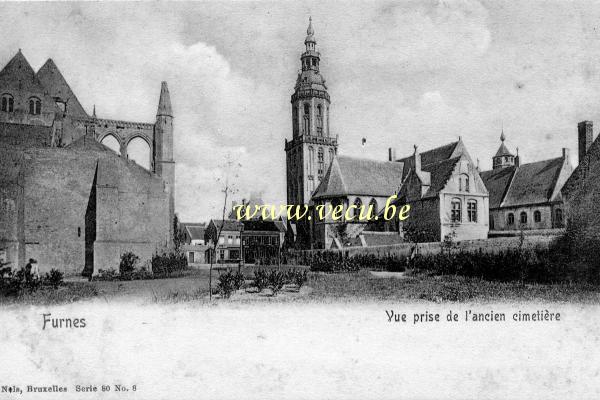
[413,144,418,154]
[92,104,96,119]
[307,16,314,36]
[516,147,519,156]
[500,122,505,142]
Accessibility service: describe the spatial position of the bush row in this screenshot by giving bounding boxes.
[305,252,405,273]
[409,247,600,285]
[216,268,308,298]
[96,251,189,281]
[0,268,64,297]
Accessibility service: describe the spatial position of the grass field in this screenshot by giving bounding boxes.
[2,266,599,306]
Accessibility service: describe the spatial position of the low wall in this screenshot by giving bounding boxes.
[292,235,559,260]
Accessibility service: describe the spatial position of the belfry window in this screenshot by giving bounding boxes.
[555,208,563,227]
[1,94,14,112]
[309,146,315,175]
[316,105,323,136]
[317,147,324,177]
[303,103,310,135]
[29,97,41,115]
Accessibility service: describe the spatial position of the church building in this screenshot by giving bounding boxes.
[0,50,175,275]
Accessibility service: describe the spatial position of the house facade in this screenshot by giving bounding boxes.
[480,133,572,234]
[204,219,243,264]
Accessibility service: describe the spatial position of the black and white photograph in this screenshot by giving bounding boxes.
[0,1,599,398]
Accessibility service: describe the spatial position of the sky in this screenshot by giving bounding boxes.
[3,1,600,222]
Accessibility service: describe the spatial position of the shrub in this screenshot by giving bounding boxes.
[233,271,245,290]
[253,269,269,292]
[217,271,236,299]
[151,252,188,276]
[119,252,139,279]
[44,269,64,289]
[95,268,118,281]
[268,270,286,296]
[293,269,308,289]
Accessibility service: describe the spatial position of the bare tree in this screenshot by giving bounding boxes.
[209,155,240,300]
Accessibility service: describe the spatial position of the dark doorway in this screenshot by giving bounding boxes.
[82,165,97,277]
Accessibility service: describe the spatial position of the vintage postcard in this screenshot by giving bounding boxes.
[1,1,599,399]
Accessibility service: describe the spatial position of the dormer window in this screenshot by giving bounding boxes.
[29,97,41,115]
[1,94,14,112]
[459,174,470,192]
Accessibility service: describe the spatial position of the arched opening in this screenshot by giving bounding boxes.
[127,137,151,170]
[100,135,121,154]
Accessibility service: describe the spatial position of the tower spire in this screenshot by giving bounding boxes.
[157,81,173,117]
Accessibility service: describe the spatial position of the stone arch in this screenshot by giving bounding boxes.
[99,133,122,155]
[126,135,152,170]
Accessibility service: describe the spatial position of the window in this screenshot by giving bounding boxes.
[29,97,41,115]
[317,147,324,177]
[520,211,528,225]
[1,94,14,112]
[219,236,224,244]
[459,174,470,192]
[219,249,225,260]
[309,147,314,175]
[303,103,310,135]
[316,105,323,136]
[369,198,378,217]
[228,235,233,244]
[292,107,299,136]
[353,198,362,219]
[534,210,541,223]
[230,250,239,260]
[235,236,240,245]
[507,213,515,225]
[77,227,81,237]
[188,252,195,263]
[467,200,477,222]
[451,199,461,223]
[489,215,495,230]
[555,208,563,227]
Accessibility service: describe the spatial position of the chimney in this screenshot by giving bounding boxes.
[388,147,396,162]
[413,145,421,172]
[515,147,520,167]
[578,120,593,164]
[562,147,570,160]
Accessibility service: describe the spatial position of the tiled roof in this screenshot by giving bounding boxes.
[35,58,88,118]
[213,219,243,232]
[184,224,206,240]
[361,232,404,247]
[503,157,564,206]
[481,157,565,208]
[480,166,516,208]
[396,141,459,168]
[0,50,36,84]
[312,155,403,199]
[494,142,513,157]
[422,156,461,198]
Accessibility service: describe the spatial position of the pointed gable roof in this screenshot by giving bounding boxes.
[36,58,88,118]
[0,50,36,84]
[157,81,172,117]
[481,156,568,208]
[494,142,513,158]
[312,155,404,199]
[422,156,462,198]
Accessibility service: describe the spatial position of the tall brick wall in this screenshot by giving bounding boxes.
[18,144,169,276]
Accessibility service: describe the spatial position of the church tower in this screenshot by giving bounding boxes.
[155,81,175,245]
[285,17,338,209]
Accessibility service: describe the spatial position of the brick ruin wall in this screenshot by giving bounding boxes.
[1,144,170,276]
